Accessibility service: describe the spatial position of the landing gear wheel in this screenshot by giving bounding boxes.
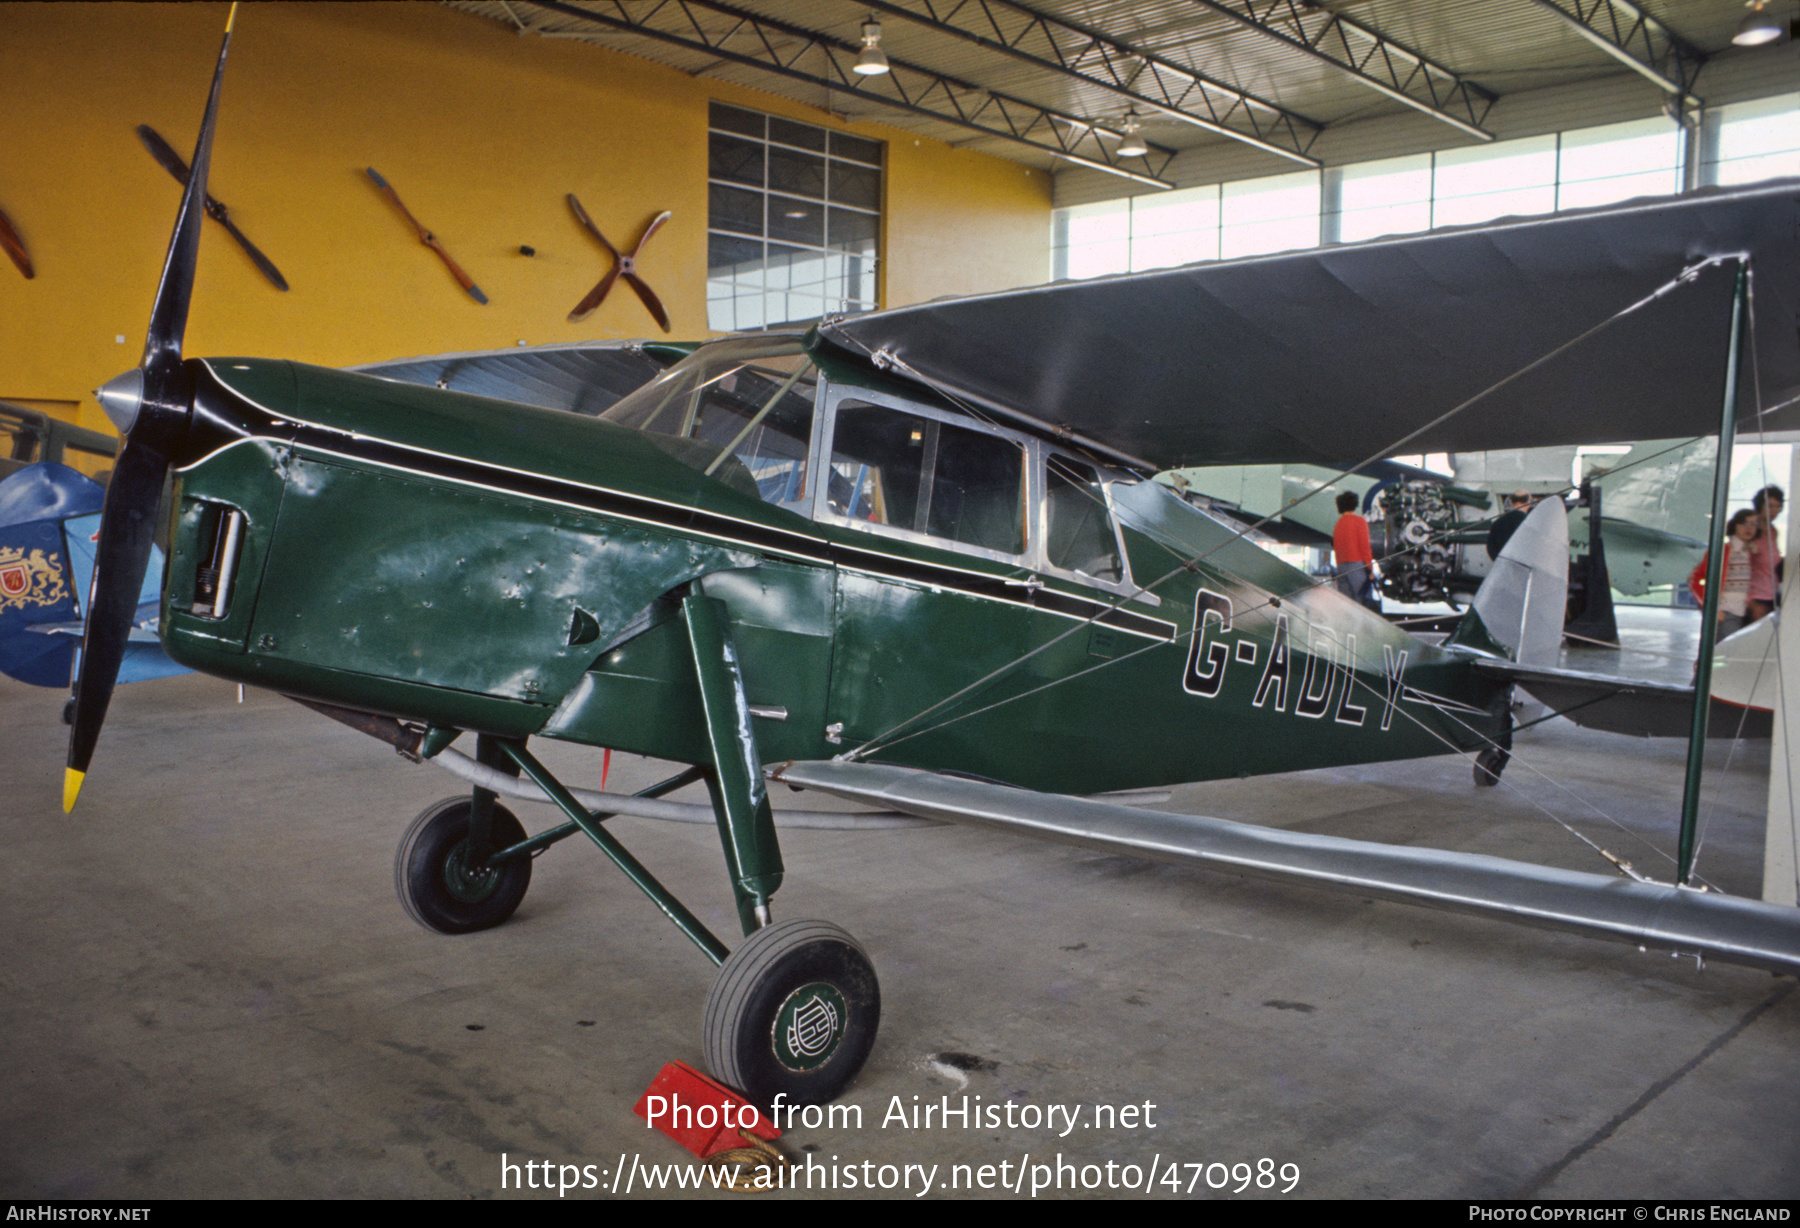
[703,919,879,1112]
[1473,747,1509,787]
[395,797,531,934]
[61,697,75,726]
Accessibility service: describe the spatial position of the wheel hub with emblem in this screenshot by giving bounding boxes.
[705,919,879,1110]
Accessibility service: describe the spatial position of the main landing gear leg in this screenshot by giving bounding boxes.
[683,591,879,1110]
[682,593,783,934]
[391,591,880,1111]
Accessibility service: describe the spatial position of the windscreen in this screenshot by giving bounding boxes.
[601,336,817,506]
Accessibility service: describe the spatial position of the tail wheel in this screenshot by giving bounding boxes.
[395,797,531,934]
[703,919,879,1111]
[1473,747,1509,787]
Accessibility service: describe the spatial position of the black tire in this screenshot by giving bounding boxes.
[1473,747,1508,787]
[703,919,879,1111]
[61,697,76,726]
[395,797,531,934]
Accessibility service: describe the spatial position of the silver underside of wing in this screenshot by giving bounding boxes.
[773,760,1800,976]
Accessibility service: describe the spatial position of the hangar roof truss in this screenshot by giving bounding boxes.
[449,1,1784,188]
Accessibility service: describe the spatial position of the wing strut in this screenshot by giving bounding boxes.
[1679,260,1751,883]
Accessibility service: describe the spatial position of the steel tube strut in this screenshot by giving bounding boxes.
[683,591,784,934]
[498,741,730,965]
[1680,261,1751,884]
[485,766,707,865]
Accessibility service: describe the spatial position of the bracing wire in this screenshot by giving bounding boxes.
[819,255,1765,884]
[846,507,1716,885]
[836,255,1741,768]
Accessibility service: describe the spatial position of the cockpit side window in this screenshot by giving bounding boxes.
[601,338,816,507]
[828,400,1025,556]
[1045,457,1124,583]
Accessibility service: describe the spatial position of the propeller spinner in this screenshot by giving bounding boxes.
[66,5,237,812]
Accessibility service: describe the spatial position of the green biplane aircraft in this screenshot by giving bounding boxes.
[65,13,1800,1110]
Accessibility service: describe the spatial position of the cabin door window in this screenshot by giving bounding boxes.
[826,400,1026,557]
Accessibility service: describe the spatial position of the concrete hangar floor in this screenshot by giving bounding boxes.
[2,663,1795,1201]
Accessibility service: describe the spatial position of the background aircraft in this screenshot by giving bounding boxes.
[349,338,682,413]
[0,460,182,693]
[0,400,188,701]
[1164,444,1731,607]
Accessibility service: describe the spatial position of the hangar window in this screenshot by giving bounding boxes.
[708,103,883,333]
[1556,117,1680,209]
[1709,92,1800,186]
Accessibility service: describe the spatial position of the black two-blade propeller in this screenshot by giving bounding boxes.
[66,5,238,812]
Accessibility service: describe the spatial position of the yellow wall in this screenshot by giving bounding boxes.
[0,2,1050,436]
[884,136,1051,309]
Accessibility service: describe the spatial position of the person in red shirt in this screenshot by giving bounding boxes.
[1689,509,1759,639]
[1332,491,1380,611]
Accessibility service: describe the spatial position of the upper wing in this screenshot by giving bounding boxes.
[349,341,684,417]
[819,180,1800,469]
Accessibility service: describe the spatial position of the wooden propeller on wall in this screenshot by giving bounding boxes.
[365,167,488,305]
[0,206,32,279]
[567,196,670,332]
[137,124,287,291]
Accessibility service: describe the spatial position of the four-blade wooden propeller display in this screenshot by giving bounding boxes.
[68,5,238,812]
[567,195,670,332]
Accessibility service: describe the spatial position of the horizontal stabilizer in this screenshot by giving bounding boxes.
[1710,611,1779,713]
[773,760,1800,975]
[1473,652,1771,740]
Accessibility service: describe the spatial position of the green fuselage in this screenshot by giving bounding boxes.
[159,347,1508,796]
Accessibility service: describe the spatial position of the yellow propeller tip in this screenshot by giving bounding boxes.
[63,768,84,813]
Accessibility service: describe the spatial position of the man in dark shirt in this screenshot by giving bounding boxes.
[1486,490,1532,560]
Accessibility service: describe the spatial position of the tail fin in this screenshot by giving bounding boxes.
[1451,498,1568,666]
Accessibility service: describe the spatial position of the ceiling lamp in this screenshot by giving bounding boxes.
[1733,0,1783,46]
[854,18,890,75]
[1115,111,1147,159]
